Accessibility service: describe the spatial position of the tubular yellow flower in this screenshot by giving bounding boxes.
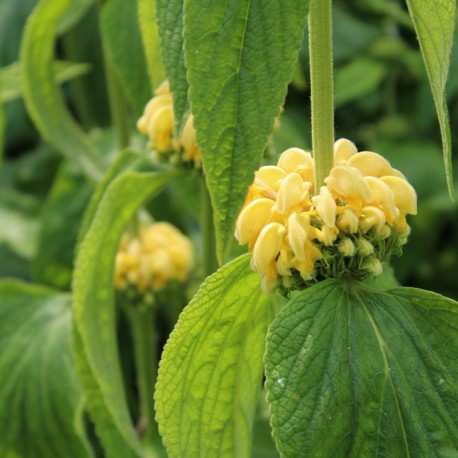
[235,139,417,294]
[114,222,194,296]
[137,81,202,167]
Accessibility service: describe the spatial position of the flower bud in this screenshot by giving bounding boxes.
[336,208,359,233]
[356,238,374,257]
[338,238,356,257]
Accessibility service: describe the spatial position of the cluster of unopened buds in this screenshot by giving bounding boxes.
[137,81,201,167]
[235,139,417,293]
[114,222,194,301]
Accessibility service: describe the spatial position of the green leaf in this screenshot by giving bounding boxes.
[184,1,310,263]
[77,148,147,247]
[156,0,189,132]
[33,161,93,290]
[1,60,91,107]
[58,0,96,34]
[101,0,151,116]
[73,169,175,457]
[335,58,387,107]
[137,0,166,92]
[21,0,104,181]
[406,0,456,198]
[0,280,91,458]
[265,279,458,457]
[156,254,273,458]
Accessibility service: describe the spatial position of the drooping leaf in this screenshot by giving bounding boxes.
[73,169,175,457]
[156,254,273,458]
[1,60,90,104]
[184,1,310,262]
[21,0,104,181]
[406,0,456,198]
[101,0,151,116]
[77,148,147,247]
[265,279,458,457]
[155,0,188,132]
[137,0,165,92]
[0,280,91,458]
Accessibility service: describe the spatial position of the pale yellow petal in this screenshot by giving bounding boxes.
[287,212,310,261]
[325,166,372,201]
[347,151,393,177]
[276,172,304,213]
[334,138,357,165]
[277,148,313,174]
[252,223,285,274]
[313,186,336,227]
[381,176,417,215]
[364,176,398,222]
[235,198,275,246]
[255,166,287,190]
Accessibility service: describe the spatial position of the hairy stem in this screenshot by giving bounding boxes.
[309,0,334,189]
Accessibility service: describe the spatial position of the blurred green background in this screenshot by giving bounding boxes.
[1,0,457,302]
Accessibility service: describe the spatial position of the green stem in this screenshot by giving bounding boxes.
[201,177,219,276]
[309,0,334,189]
[126,306,158,439]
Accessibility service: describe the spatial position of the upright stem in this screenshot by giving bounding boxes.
[201,177,219,276]
[309,0,334,189]
[126,306,157,439]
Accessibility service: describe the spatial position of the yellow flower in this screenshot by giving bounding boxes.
[137,81,202,167]
[235,138,417,293]
[114,222,194,294]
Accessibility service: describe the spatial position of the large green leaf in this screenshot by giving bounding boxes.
[406,0,456,198]
[184,1,310,262]
[0,280,91,457]
[137,0,165,92]
[0,60,90,104]
[101,0,151,116]
[21,0,104,181]
[265,279,458,457]
[73,169,175,457]
[156,254,273,458]
[155,0,188,132]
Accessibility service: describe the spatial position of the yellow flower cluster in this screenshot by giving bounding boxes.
[137,81,201,167]
[235,138,417,293]
[114,222,194,295]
